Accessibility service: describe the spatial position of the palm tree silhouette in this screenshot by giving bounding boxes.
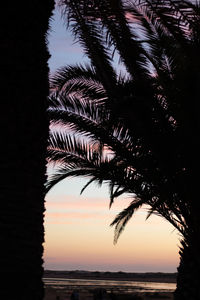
[47,1,200,299]
[0,1,54,299]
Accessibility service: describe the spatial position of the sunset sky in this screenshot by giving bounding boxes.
[44,4,180,272]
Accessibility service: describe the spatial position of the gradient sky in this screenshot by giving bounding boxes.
[44,4,180,272]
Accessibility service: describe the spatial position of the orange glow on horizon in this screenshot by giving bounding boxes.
[44,180,179,272]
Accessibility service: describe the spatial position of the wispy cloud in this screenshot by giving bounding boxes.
[45,193,138,225]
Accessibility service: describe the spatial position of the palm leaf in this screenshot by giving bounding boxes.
[80,177,96,195]
[109,184,128,208]
[110,197,145,244]
[46,165,95,193]
[60,0,118,92]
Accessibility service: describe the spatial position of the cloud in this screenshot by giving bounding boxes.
[45,193,149,225]
[45,206,117,225]
[46,194,132,208]
[46,196,109,209]
[46,211,109,219]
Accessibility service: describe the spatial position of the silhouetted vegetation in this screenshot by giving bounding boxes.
[44,270,176,282]
[47,1,200,299]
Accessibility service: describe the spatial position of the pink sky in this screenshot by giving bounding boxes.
[44,5,180,272]
[44,178,179,272]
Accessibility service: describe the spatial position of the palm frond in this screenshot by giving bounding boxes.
[46,165,94,193]
[48,131,104,166]
[51,64,99,90]
[49,93,149,171]
[109,184,128,208]
[110,197,145,244]
[80,177,96,195]
[59,0,118,93]
[50,64,107,104]
[93,0,150,80]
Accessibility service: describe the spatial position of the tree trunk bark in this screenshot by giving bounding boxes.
[174,232,200,300]
[0,1,54,299]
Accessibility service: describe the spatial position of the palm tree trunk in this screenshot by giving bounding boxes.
[0,1,54,299]
[174,230,200,300]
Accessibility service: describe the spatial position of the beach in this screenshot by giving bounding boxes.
[44,271,175,300]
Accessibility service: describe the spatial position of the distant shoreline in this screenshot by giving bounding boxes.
[44,270,177,283]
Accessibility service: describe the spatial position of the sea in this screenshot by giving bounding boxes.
[43,277,176,293]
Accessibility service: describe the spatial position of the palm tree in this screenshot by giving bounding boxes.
[47,1,200,299]
[0,1,54,299]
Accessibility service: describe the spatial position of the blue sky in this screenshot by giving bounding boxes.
[48,6,89,73]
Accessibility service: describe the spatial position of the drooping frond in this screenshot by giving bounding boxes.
[49,91,107,126]
[109,183,128,208]
[50,64,107,104]
[49,91,144,167]
[47,131,109,192]
[80,177,96,194]
[46,165,94,193]
[141,0,195,44]
[59,0,118,93]
[51,64,99,90]
[48,131,103,165]
[110,197,145,243]
[92,0,150,80]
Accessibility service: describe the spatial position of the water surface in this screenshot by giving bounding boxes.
[44,277,176,293]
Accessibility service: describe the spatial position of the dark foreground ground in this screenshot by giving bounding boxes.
[44,286,173,300]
